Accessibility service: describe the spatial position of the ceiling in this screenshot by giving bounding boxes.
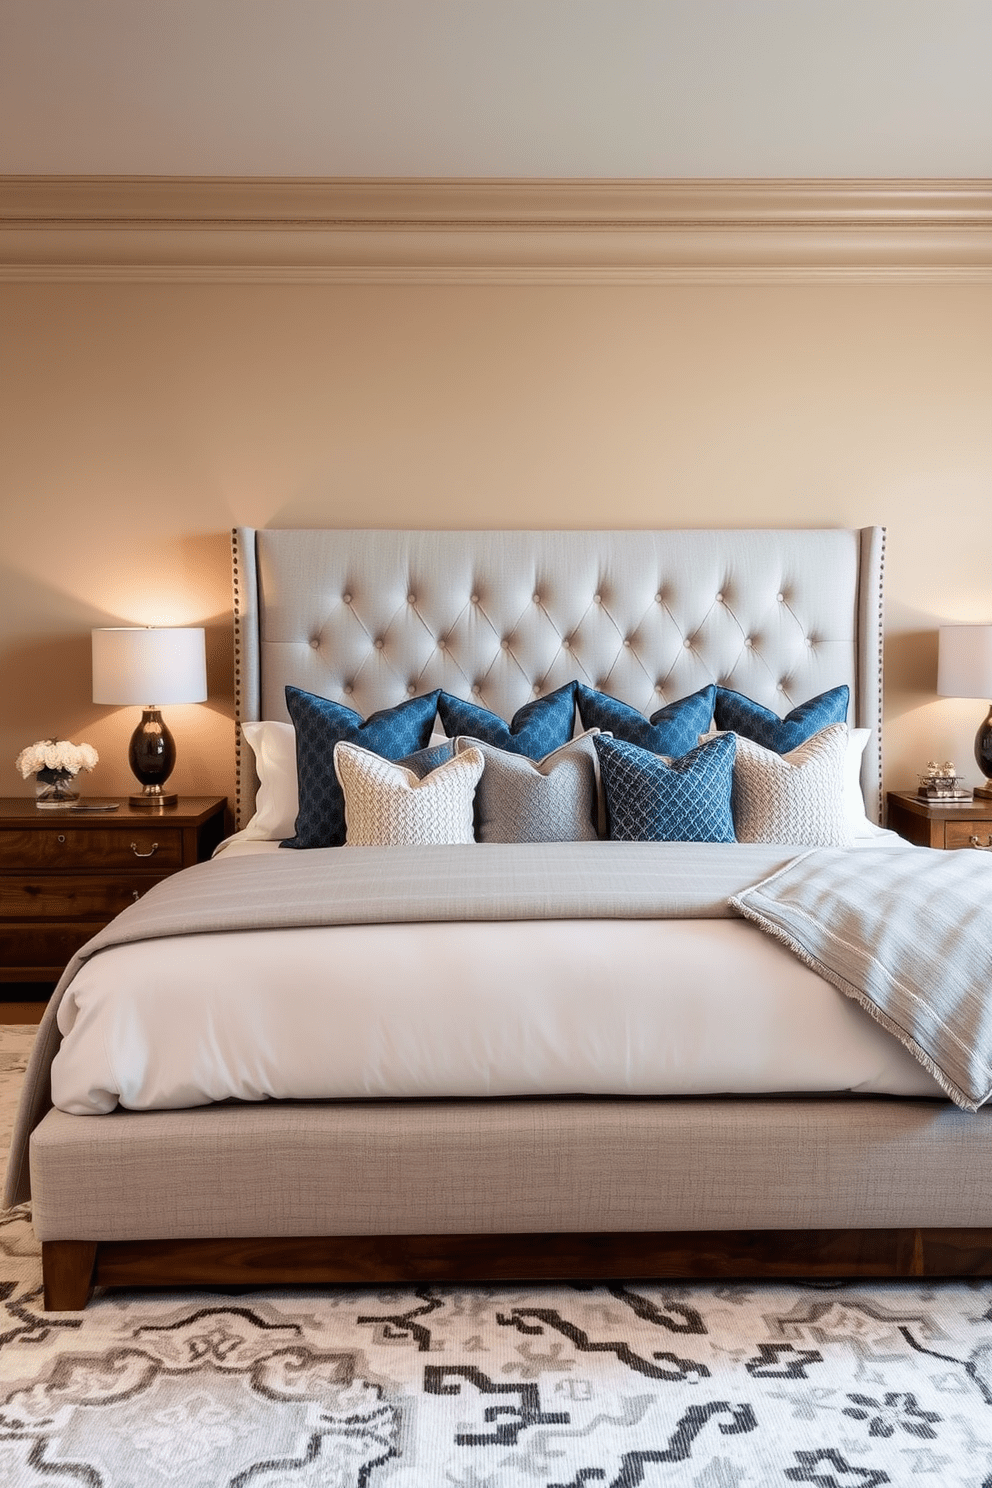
[2,0,991,179]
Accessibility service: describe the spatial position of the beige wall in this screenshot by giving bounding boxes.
[2,279,990,812]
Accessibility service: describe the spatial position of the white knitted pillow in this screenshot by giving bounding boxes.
[732,724,855,846]
[333,741,483,846]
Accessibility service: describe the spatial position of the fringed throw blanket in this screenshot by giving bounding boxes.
[733,842,992,1111]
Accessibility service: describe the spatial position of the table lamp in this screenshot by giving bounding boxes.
[92,627,207,807]
[937,623,992,798]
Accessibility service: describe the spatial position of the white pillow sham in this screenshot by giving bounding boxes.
[240,720,298,841]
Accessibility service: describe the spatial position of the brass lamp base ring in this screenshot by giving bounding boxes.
[129,790,177,808]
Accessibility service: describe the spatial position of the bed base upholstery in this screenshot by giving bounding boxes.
[32,1094,992,1308]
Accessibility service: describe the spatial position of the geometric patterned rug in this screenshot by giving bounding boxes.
[2,1029,992,1486]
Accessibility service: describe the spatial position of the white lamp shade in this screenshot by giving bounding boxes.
[92,627,207,706]
[937,624,992,700]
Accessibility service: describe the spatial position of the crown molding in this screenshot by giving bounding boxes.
[2,176,990,283]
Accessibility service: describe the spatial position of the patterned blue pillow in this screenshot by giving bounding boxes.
[437,682,576,757]
[714,685,849,753]
[576,684,715,757]
[594,732,736,843]
[282,686,441,848]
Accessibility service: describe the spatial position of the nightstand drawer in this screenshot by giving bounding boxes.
[0,922,107,972]
[0,827,184,871]
[945,822,992,851]
[0,874,166,920]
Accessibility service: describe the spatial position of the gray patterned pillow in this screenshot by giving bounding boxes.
[454,731,601,843]
[732,724,854,846]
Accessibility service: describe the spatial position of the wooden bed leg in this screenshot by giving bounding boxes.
[42,1241,97,1311]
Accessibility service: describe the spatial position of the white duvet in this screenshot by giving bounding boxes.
[52,838,940,1113]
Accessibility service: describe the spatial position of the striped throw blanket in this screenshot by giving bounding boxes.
[733,842,992,1111]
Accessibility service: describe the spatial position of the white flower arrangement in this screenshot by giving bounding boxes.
[15,738,99,780]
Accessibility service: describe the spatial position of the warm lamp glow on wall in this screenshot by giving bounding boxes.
[92,627,207,807]
[937,623,992,798]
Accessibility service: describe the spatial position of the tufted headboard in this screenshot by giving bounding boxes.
[232,527,885,830]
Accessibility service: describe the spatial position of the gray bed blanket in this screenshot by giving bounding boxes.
[5,840,797,1206]
[733,842,992,1112]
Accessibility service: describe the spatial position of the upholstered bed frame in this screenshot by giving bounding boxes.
[28,527,992,1309]
[231,527,886,829]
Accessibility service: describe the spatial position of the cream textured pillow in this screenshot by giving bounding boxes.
[732,724,855,846]
[334,740,483,846]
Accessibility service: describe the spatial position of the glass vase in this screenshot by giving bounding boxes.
[34,769,80,808]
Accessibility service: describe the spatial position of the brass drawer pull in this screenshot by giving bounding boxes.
[57,835,66,844]
[130,842,159,858]
[968,834,992,850]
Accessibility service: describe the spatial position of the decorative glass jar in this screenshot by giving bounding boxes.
[34,768,81,808]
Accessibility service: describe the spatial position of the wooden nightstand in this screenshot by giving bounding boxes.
[886,790,992,851]
[0,796,227,983]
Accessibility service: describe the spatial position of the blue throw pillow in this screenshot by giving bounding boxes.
[283,686,441,848]
[714,685,849,752]
[576,684,715,757]
[437,682,576,757]
[594,732,736,843]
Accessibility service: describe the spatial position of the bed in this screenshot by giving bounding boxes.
[10,525,992,1312]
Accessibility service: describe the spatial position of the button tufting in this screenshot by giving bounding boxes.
[407,684,416,695]
[501,639,510,650]
[438,638,447,650]
[374,639,384,650]
[656,593,664,604]
[472,684,482,695]
[533,593,541,605]
[309,638,320,650]
[407,593,416,605]
[623,639,632,648]
[594,593,602,604]
[342,593,352,605]
[534,684,542,695]
[471,594,479,604]
[744,637,753,648]
[777,592,785,603]
[716,592,724,603]
[683,639,692,649]
[562,638,571,650]
[343,684,353,695]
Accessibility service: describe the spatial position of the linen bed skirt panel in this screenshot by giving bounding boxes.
[29,1096,992,1243]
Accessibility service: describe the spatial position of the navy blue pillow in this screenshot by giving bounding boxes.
[283,687,441,848]
[576,684,715,757]
[437,683,576,757]
[594,732,736,843]
[714,685,849,753]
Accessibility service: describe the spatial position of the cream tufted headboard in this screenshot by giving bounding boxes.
[232,527,885,829]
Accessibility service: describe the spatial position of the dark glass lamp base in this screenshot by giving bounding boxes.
[128,709,178,808]
[975,705,992,798]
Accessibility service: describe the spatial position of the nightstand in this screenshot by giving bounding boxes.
[0,796,227,983]
[886,791,992,851]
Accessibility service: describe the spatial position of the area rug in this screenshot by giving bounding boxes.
[2,1031,992,1486]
